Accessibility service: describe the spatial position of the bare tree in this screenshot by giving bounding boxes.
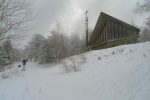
[48,21,65,64]
[140,28,150,41]
[134,0,150,41]
[0,0,33,41]
[48,31,65,64]
[134,0,150,14]
[27,34,46,62]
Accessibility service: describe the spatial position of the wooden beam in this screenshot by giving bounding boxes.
[118,24,121,38]
[108,20,111,40]
[105,22,108,42]
[113,22,115,39]
[114,23,117,39]
[117,23,119,39]
[111,21,113,39]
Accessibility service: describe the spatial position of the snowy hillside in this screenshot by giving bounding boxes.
[0,42,150,100]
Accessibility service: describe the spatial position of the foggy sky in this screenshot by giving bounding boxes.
[15,0,146,48]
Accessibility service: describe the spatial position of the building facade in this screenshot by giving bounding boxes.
[88,12,140,49]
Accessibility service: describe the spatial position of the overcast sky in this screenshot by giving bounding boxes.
[15,0,146,48]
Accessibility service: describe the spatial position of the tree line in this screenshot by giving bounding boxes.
[0,0,32,67]
[24,29,86,64]
[1,0,150,67]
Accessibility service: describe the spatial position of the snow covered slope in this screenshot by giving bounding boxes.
[0,42,150,100]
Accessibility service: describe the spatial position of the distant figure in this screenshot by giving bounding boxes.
[22,59,27,71]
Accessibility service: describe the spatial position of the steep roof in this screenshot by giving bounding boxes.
[89,12,140,44]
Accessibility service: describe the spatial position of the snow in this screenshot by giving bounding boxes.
[0,42,150,100]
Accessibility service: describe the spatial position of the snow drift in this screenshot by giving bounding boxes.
[0,42,150,100]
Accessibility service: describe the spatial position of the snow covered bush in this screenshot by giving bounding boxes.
[62,54,87,73]
[0,40,16,66]
[79,54,87,63]
[0,65,20,79]
[1,73,9,79]
[62,59,69,73]
[112,48,124,55]
[70,57,79,72]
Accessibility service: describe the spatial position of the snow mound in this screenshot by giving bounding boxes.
[0,42,150,100]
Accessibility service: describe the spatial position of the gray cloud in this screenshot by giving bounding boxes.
[32,0,70,33]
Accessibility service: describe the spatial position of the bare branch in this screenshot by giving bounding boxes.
[0,0,34,41]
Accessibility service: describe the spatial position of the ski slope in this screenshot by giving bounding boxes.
[0,42,150,100]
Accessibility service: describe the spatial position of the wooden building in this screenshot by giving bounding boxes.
[88,12,140,49]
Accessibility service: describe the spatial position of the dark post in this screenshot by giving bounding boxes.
[85,10,88,47]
